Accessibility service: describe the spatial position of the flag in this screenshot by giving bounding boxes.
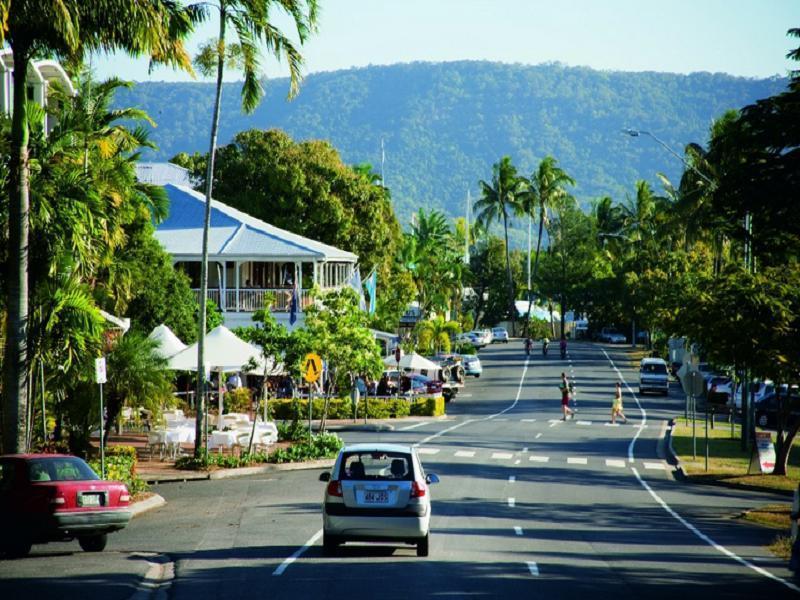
[348,266,367,311]
[289,281,299,325]
[364,269,377,315]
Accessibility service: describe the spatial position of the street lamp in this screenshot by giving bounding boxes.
[622,128,716,189]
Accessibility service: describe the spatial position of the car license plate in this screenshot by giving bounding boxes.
[80,493,102,507]
[363,490,389,504]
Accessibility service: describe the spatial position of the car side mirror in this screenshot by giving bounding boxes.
[425,473,440,484]
[319,472,331,482]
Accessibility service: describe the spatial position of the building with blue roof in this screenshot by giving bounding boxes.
[154,182,358,329]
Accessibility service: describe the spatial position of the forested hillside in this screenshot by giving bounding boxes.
[116,61,786,225]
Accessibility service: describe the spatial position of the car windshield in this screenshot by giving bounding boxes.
[27,457,99,482]
[340,451,414,481]
[641,363,667,375]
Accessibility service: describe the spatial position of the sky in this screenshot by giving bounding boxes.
[92,0,800,82]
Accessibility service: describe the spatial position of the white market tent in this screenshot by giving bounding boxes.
[383,352,441,372]
[148,324,187,359]
[167,325,268,423]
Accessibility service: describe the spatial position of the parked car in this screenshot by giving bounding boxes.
[319,443,440,556]
[706,375,734,405]
[753,388,800,430]
[0,454,132,558]
[490,327,509,343]
[461,355,482,378]
[427,354,466,383]
[733,380,775,410]
[472,329,493,346]
[598,327,626,344]
[638,358,669,395]
[696,362,715,393]
[456,332,486,349]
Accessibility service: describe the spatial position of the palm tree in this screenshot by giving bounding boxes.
[415,317,461,355]
[521,156,574,334]
[191,0,318,459]
[0,2,195,453]
[475,156,524,333]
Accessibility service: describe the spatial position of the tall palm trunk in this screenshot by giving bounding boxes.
[523,204,546,334]
[501,210,516,335]
[195,17,228,457]
[3,47,32,454]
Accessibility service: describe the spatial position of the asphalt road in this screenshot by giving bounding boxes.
[2,341,797,599]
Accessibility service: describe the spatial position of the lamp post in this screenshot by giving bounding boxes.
[622,128,716,189]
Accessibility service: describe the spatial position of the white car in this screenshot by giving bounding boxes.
[491,327,509,343]
[319,443,440,557]
[456,332,485,349]
[639,358,669,395]
[733,380,774,410]
[598,328,626,344]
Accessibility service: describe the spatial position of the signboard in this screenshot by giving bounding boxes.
[94,357,107,384]
[304,353,322,383]
[754,431,776,474]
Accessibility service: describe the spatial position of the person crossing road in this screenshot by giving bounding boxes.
[559,372,575,420]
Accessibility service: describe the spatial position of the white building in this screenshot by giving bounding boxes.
[154,182,358,330]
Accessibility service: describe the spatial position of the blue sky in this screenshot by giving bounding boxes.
[92,0,800,82]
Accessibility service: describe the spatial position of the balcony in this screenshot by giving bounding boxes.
[192,288,314,313]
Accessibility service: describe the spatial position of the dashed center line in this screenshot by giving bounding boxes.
[606,459,626,468]
[567,457,588,465]
[529,455,549,463]
[454,450,475,458]
[492,452,514,460]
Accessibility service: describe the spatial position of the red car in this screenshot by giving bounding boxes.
[0,454,132,558]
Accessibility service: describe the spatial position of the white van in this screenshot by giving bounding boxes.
[639,358,670,395]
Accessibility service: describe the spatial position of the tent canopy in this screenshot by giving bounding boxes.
[383,352,441,372]
[148,324,187,359]
[168,325,265,373]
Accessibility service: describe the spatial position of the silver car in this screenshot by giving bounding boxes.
[319,443,440,556]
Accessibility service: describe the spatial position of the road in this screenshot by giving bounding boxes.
[1,341,797,599]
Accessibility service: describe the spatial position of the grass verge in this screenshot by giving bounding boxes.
[671,417,800,493]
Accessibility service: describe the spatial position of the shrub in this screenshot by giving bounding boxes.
[277,419,310,442]
[410,396,446,417]
[89,445,148,495]
[224,388,252,413]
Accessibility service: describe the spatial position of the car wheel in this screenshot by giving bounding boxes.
[475,374,480,379]
[2,539,32,559]
[757,413,769,428]
[416,533,429,557]
[323,533,340,556]
[78,534,107,553]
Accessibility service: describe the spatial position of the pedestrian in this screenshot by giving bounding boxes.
[611,382,627,424]
[559,372,574,420]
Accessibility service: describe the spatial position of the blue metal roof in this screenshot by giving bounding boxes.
[154,184,357,262]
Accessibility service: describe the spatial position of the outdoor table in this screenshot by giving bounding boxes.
[209,430,239,452]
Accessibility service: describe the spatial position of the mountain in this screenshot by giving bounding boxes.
[115,60,787,226]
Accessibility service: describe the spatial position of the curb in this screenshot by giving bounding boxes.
[325,423,395,432]
[130,493,167,517]
[143,457,336,484]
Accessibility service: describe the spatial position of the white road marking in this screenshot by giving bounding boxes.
[515,459,521,465]
[508,497,516,507]
[454,450,475,458]
[548,419,562,423]
[494,418,509,421]
[521,418,537,423]
[492,452,514,459]
[644,462,667,470]
[398,421,430,431]
[522,447,529,452]
[417,448,440,455]
[606,459,626,468]
[529,455,549,463]
[604,422,620,427]
[602,347,800,593]
[549,421,562,428]
[527,561,540,576]
[459,394,473,397]
[272,529,322,576]
[514,526,523,536]
[567,457,588,465]
[535,433,542,439]
[632,467,800,593]
[509,475,516,483]
[576,420,592,426]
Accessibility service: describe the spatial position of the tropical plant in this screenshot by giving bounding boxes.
[0,0,196,454]
[415,317,461,355]
[190,0,318,459]
[475,156,525,332]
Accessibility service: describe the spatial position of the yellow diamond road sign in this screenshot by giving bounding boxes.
[304,353,322,383]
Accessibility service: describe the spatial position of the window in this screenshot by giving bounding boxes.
[28,458,99,482]
[641,363,667,375]
[340,451,414,481]
[0,460,16,491]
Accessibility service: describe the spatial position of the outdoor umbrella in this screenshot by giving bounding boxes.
[147,324,187,359]
[168,325,266,423]
[382,352,441,372]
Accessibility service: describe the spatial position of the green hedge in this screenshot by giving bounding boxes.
[89,445,148,495]
[268,396,445,420]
